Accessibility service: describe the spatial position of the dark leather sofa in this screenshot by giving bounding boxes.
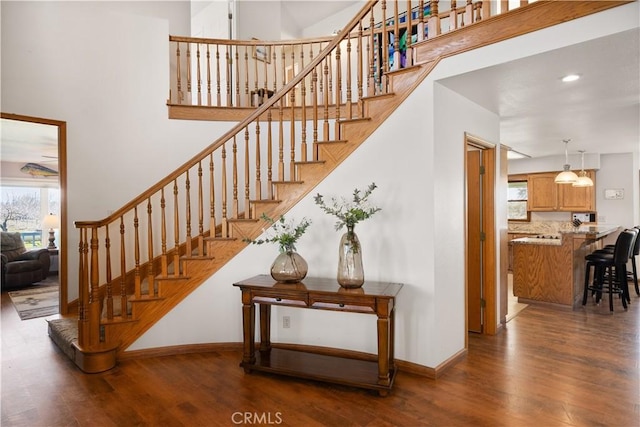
[1,231,51,289]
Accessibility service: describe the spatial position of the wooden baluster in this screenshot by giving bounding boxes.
[451,0,458,31]
[209,154,216,240]
[267,109,273,199]
[346,32,353,119]
[212,44,217,107]
[406,0,413,65]
[133,207,141,298]
[334,43,342,138]
[429,0,441,39]
[300,46,307,162]
[89,227,100,345]
[186,43,192,104]
[323,57,330,140]
[253,44,259,107]
[272,45,278,96]
[221,144,228,238]
[105,225,113,320]
[147,198,155,296]
[226,45,232,107]
[173,179,180,277]
[278,101,285,181]
[393,0,399,71]
[418,0,426,42]
[478,1,485,22]
[232,136,239,220]
[381,0,388,89]
[357,19,364,117]
[244,46,250,107]
[289,46,296,179]
[197,161,204,256]
[289,84,296,179]
[161,188,168,276]
[263,45,269,104]
[244,128,250,213]
[368,9,376,93]
[176,42,182,104]
[119,217,127,316]
[255,121,262,203]
[311,50,319,159]
[185,170,192,256]
[235,48,240,107]
[501,0,509,13]
[77,229,88,348]
[196,43,202,106]
[465,0,474,25]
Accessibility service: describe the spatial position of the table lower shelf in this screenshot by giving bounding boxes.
[241,347,396,394]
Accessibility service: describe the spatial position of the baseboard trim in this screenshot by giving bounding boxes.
[118,342,467,380]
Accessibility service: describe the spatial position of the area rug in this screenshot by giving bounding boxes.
[8,285,59,320]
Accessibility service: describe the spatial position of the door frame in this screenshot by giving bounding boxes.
[1,112,69,314]
[465,133,498,336]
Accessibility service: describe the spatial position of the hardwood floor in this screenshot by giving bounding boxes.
[2,283,639,426]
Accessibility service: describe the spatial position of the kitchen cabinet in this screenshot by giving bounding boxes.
[526,170,595,212]
[527,173,558,211]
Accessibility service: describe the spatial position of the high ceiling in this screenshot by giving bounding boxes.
[2,2,638,166]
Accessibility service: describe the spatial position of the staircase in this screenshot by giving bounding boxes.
[48,0,630,373]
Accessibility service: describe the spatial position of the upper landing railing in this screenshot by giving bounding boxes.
[168,0,512,109]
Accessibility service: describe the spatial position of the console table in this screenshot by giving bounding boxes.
[233,275,403,396]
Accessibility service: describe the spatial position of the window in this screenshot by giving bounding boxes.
[508,181,529,221]
[0,186,59,247]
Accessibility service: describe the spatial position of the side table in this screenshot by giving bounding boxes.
[233,274,403,396]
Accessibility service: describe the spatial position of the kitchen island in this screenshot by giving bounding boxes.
[511,225,620,308]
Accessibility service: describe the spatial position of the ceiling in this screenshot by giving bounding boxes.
[2,2,637,165]
[439,27,640,159]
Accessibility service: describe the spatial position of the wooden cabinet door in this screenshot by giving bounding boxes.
[558,170,596,211]
[527,173,558,211]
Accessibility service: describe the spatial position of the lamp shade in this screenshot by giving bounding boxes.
[573,172,594,187]
[42,213,60,229]
[554,167,579,184]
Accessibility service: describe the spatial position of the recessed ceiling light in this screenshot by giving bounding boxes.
[562,74,581,82]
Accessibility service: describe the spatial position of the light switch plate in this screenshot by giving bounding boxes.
[604,189,624,200]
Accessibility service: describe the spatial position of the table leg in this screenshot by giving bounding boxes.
[259,304,271,352]
[241,293,255,371]
[377,315,391,387]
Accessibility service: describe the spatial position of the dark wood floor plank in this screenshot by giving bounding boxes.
[2,283,639,426]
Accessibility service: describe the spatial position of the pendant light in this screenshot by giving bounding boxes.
[572,150,594,187]
[554,139,579,184]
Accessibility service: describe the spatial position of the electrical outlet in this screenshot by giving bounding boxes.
[283,316,290,329]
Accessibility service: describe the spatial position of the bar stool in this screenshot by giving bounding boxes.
[596,226,640,297]
[582,229,636,312]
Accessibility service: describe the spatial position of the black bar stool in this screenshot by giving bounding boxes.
[582,229,636,312]
[596,226,640,297]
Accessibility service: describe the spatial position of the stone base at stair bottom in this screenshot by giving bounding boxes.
[47,318,117,373]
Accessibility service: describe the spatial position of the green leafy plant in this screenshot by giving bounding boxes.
[244,213,311,253]
[314,182,381,231]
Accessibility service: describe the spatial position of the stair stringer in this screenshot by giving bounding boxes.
[98,60,439,359]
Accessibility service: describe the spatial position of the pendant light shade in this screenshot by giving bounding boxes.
[572,150,594,187]
[555,139,579,184]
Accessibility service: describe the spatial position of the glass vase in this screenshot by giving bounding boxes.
[337,225,365,288]
[270,250,308,283]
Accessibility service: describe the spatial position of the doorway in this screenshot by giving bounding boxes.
[465,134,498,335]
[0,113,68,314]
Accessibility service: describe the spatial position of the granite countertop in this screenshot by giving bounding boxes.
[510,236,562,246]
[559,224,620,239]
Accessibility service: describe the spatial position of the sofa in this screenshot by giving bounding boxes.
[1,231,51,290]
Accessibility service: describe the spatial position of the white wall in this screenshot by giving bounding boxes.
[3,0,638,370]
[1,1,235,299]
